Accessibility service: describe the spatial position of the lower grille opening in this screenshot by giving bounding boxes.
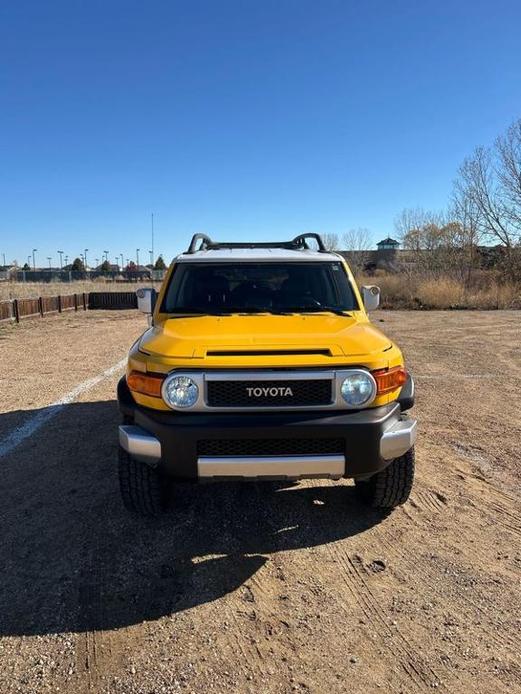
[197,438,344,457]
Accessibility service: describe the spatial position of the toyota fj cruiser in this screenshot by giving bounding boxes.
[118,233,416,516]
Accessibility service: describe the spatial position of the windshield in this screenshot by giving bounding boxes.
[161,262,359,314]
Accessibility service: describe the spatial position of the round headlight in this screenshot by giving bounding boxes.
[341,371,376,408]
[163,375,199,409]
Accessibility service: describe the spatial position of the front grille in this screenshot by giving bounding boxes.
[197,438,344,457]
[206,379,333,407]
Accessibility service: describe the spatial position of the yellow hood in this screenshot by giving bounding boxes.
[139,314,392,362]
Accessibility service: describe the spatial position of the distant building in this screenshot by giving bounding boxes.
[376,237,400,251]
[337,236,402,273]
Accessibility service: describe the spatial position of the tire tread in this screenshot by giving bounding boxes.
[118,448,168,516]
[355,447,415,510]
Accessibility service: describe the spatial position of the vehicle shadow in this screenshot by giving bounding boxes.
[0,400,384,636]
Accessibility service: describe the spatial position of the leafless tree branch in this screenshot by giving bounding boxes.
[341,228,372,272]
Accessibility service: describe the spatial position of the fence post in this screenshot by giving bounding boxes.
[38,297,44,317]
[82,293,87,311]
[74,294,78,311]
[13,299,19,323]
[57,295,62,313]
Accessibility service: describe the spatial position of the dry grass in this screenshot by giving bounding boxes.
[359,273,521,310]
[2,275,520,309]
[0,280,161,301]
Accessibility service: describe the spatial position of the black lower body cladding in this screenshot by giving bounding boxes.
[117,377,412,481]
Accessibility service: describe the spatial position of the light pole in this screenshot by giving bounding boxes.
[136,248,140,268]
[27,255,31,268]
[1,253,5,267]
[120,253,124,270]
[151,212,154,266]
[64,255,68,267]
[103,250,109,262]
[84,248,89,270]
[32,248,37,271]
[57,250,63,269]
[47,256,52,269]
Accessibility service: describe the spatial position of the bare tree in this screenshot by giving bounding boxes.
[392,119,521,285]
[321,232,339,251]
[394,207,445,246]
[394,208,425,242]
[342,228,372,272]
[342,227,372,251]
[394,208,452,275]
[450,178,482,285]
[457,146,518,250]
[455,139,521,280]
[496,119,521,230]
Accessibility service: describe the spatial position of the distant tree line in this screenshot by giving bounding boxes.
[320,119,521,286]
[321,229,373,273]
[395,118,521,284]
[12,255,168,282]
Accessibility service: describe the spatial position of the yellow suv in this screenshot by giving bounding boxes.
[118,234,416,516]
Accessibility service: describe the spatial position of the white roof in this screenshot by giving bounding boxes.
[176,248,342,263]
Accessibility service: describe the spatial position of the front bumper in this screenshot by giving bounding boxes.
[118,377,417,481]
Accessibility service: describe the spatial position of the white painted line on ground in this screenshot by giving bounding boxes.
[0,365,501,460]
[418,374,496,379]
[0,358,127,459]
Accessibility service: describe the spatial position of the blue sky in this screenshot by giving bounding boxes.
[1,0,520,267]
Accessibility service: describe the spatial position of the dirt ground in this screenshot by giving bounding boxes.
[0,281,162,301]
[0,310,519,694]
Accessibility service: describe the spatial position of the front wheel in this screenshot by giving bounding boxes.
[118,448,170,516]
[355,447,415,511]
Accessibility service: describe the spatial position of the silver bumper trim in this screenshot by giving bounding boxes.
[380,416,417,460]
[198,454,345,480]
[119,425,162,465]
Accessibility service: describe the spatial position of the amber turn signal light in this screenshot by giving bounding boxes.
[372,366,407,394]
[127,371,164,397]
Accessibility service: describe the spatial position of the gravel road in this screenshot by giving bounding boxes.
[0,310,519,693]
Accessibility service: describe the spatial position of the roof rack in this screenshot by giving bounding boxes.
[186,232,327,254]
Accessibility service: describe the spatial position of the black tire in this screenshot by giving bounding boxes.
[118,447,170,516]
[355,447,415,511]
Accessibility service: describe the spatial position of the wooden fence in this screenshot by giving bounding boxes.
[88,291,138,310]
[0,291,138,323]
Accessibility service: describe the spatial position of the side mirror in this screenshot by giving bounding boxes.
[136,287,157,315]
[361,285,380,311]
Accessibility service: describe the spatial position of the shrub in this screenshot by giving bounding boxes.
[358,272,521,310]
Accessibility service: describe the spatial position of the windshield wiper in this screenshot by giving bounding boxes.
[168,310,232,317]
[315,307,353,316]
[284,306,353,316]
